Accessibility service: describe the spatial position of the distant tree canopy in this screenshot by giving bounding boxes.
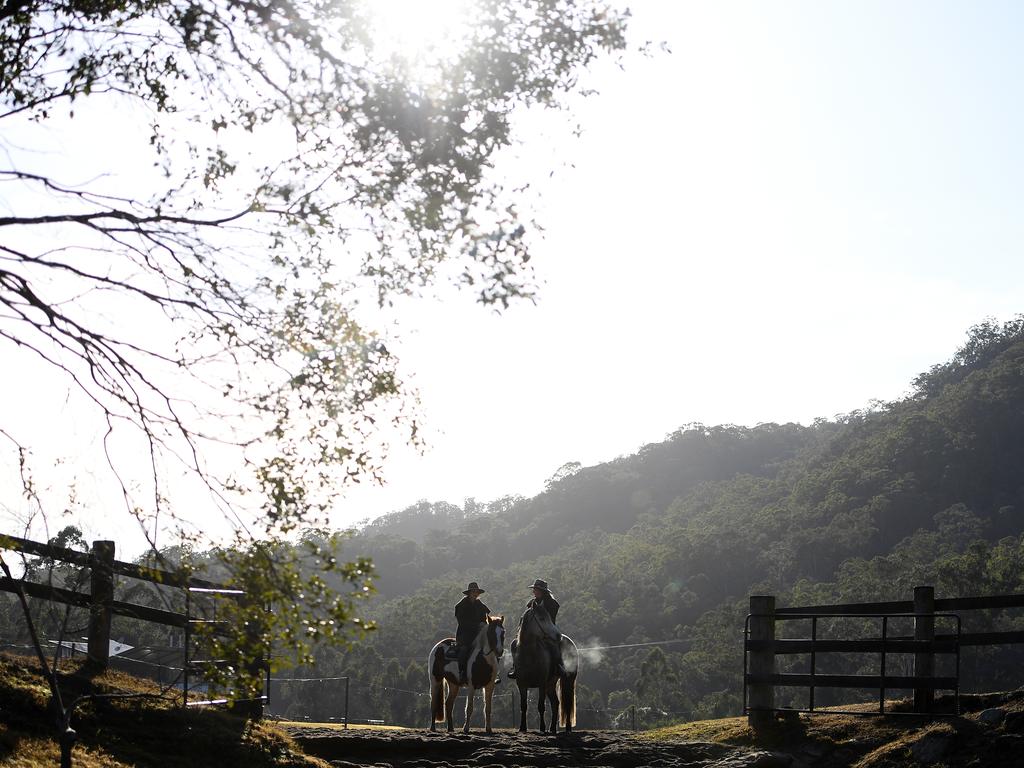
[0,0,630,692]
[913,315,1024,398]
[6,317,1023,718]
[318,317,1024,722]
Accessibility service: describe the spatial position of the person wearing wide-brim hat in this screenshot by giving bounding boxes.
[525,578,559,621]
[508,578,565,679]
[454,582,490,683]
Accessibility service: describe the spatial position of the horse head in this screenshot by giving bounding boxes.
[486,614,505,658]
[519,601,558,645]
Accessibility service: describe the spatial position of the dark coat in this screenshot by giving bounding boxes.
[454,596,490,645]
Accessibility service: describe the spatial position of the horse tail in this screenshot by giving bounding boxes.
[560,636,578,728]
[559,673,576,727]
[428,645,446,723]
[431,678,446,723]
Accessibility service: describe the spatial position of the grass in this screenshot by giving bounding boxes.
[643,706,925,751]
[640,714,756,744]
[5,651,1022,768]
[0,653,327,768]
[276,720,408,732]
[642,694,1024,768]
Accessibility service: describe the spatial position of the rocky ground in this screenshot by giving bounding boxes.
[283,690,1024,768]
[285,728,789,768]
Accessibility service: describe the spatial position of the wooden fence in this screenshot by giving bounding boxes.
[745,586,1024,728]
[0,534,266,711]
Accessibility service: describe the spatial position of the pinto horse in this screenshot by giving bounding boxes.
[511,600,578,734]
[428,614,505,733]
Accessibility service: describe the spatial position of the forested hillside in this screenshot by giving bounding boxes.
[5,318,1024,729]
[273,316,1024,727]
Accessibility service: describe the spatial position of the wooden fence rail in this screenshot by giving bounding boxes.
[745,586,1024,729]
[2,534,227,590]
[0,533,265,714]
[0,535,222,667]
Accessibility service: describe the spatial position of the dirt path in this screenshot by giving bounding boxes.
[286,728,790,768]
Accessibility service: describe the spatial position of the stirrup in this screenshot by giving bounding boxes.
[507,669,517,679]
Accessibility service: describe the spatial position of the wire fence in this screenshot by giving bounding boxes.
[267,672,692,730]
[365,637,696,665]
[1,636,698,730]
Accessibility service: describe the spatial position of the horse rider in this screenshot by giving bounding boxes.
[508,578,567,679]
[454,581,490,683]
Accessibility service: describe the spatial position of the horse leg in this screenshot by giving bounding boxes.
[445,683,459,732]
[547,681,560,735]
[483,682,494,734]
[537,689,547,733]
[463,685,475,733]
[517,682,529,732]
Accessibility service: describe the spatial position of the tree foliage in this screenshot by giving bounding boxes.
[0,0,632,716]
[0,0,629,538]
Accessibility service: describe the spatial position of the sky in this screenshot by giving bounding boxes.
[3,1,1024,551]
[335,0,1024,523]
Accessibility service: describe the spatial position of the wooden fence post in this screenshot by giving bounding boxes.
[748,594,776,730]
[914,585,935,713]
[87,540,115,670]
[231,594,267,719]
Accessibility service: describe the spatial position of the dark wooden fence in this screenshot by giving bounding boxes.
[0,534,266,711]
[745,586,1024,728]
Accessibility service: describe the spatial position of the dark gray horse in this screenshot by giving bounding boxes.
[510,599,578,733]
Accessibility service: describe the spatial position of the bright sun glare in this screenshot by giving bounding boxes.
[367,0,475,61]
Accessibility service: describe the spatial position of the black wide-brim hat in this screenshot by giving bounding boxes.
[529,578,553,596]
[463,581,486,595]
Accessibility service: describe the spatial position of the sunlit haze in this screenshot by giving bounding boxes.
[335,0,1024,525]
[366,0,475,61]
[3,0,1023,553]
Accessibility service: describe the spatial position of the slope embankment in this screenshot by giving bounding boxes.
[287,728,783,768]
[4,651,1023,768]
[284,690,1024,768]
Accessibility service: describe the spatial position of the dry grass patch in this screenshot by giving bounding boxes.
[639,693,1024,768]
[277,720,408,732]
[0,653,327,768]
[641,715,755,745]
[851,721,960,768]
